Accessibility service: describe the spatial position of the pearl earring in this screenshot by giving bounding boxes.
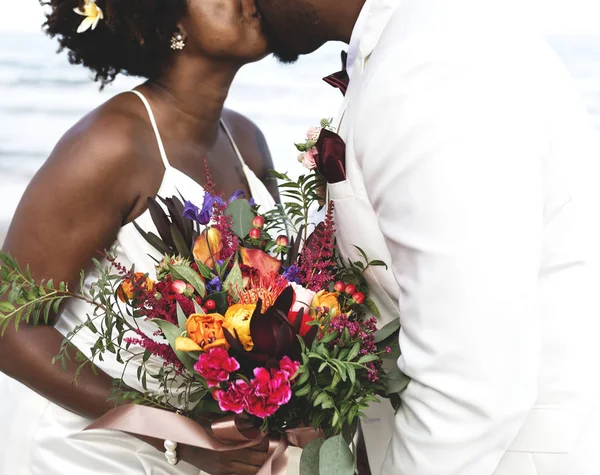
[170,33,185,50]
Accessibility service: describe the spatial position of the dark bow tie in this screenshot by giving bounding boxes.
[323,51,350,96]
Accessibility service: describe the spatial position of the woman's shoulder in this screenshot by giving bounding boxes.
[32,93,165,222]
[49,94,162,185]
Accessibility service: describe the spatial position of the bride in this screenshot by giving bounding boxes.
[0,0,285,473]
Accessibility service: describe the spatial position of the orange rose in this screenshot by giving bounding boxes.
[193,228,223,269]
[311,290,341,318]
[182,313,228,352]
[117,272,154,302]
[223,304,256,351]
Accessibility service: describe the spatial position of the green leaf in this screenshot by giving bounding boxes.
[346,342,360,362]
[313,392,328,408]
[225,199,255,239]
[194,260,215,280]
[193,300,204,314]
[347,364,356,385]
[368,260,388,269]
[152,319,197,373]
[170,265,206,298]
[223,258,243,295]
[0,302,15,313]
[374,318,400,343]
[294,384,312,397]
[319,435,354,475]
[357,354,379,365]
[364,297,381,319]
[176,302,188,329]
[299,438,324,475]
[385,365,411,395]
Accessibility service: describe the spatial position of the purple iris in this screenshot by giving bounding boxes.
[198,192,223,225]
[282,265,301,284]
[228,190,246,203]
[182,190,249,225]
[206,275,222,294]
[182,201,201,222]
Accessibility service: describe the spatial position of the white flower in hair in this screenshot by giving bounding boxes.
[73,0,104,34]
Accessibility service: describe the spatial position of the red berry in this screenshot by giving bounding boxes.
[276,235,289,247]
[344,283,357,295]
[352,292,365,305]
[333,281,346,293]
[204,299,216,311]
[201,306,208,314]
[252,216,265,229]
[249,227,261,240]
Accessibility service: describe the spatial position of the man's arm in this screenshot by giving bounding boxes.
[355,40,544,474]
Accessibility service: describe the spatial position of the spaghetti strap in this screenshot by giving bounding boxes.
[130,90,171,169]
[220,119,249,169]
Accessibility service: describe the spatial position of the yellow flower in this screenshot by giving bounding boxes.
[116,272,154,303]
[223,304,256,352]
[311,290,341,318]
[73,0,104,34]
[175,313,229,352]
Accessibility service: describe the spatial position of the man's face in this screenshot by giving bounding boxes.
[256,0,327,63]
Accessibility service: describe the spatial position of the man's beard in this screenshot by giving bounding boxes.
[259,13,300,64]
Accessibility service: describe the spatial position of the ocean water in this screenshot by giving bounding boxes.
[1,32,600,228]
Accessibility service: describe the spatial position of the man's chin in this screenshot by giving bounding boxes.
[271,50,300,65]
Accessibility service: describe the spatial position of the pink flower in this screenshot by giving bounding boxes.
[213,380,251,414]
[279,356,300,380]
[301,148,318,170]
[306,127,321,141]
[194,348,240,388]
[254,367,293,405]
[246,393,281,418]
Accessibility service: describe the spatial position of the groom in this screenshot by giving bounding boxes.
[257,0,600,474]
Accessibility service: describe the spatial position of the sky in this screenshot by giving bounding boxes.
[1,0,600,35]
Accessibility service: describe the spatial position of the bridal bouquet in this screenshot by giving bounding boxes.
[0,125,403,474]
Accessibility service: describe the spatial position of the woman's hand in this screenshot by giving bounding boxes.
[179,438,270,475]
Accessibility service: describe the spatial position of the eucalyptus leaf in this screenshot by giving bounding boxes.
[318,435,354,475]
[374,318,400,343]
[299,438,324,475]
[385,365,411,395]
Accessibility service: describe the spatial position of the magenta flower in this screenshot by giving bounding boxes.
[245,367,293,418]
[213,379,251,414]
[279,356,300,380]
[194,348,240,388]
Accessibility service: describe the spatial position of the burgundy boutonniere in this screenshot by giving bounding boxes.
[295,119,347,184]
[314,128,346,184]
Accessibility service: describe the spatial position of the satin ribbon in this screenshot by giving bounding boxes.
[85,405,322,475]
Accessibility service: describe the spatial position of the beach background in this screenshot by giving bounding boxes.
[1,1,600,246]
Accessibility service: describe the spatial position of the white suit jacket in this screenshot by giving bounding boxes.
[330,1,600,474]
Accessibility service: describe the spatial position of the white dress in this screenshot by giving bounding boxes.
[0,90,299,475]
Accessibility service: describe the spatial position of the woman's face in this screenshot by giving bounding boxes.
[181,0,268,63]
